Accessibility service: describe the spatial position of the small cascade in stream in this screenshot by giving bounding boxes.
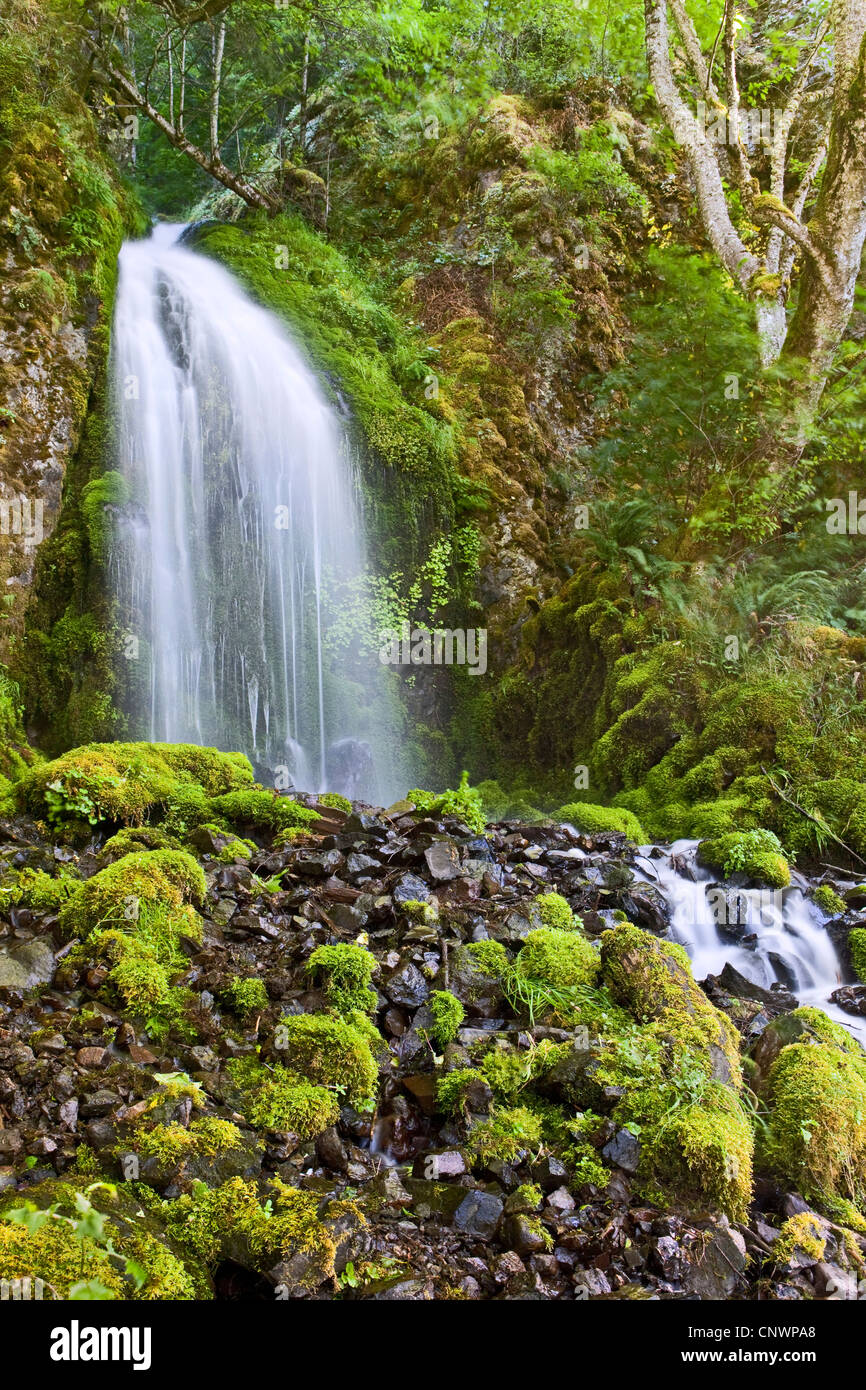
[633,839,864,1043]
[109,222,405,803]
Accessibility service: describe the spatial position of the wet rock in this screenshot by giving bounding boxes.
[412,1149,467,1179]
[830,984,866,1016]
[75,1046,108,1069]
[0,939,55,992]
[529,1156,569,1191]
[684,1224,747,1298]
[453,1189,503,1239]
[619,884,671,934]
[424,840,460,881]
[385,961,429,1009]
[504,1214,548,1255]
[749,1012,813,1089]
[710,963,796,1015]
[601,1128,640,1174]
[315,1126,348,1173]
[404,1178,467,1220]
[546,1186,576,1216]
[363,1277,434,1300]
[393,873,430,904]
[540,1040,603,1109]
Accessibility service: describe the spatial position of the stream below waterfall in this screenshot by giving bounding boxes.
[632,838,864,1043]
[109,222,405,804]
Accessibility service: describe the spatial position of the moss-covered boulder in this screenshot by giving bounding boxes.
[0,1177,210,1300]
[600,921,741,1086]
[269,1013,380,1108]
[556,802,646,842]
[760,1015,866,1212]
[697,829,790,890]
[17,742,253,828]
[515,927,600,991]
[58,849,206,939]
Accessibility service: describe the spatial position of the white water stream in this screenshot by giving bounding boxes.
[110,222,403,802]
[633,839,863,1042]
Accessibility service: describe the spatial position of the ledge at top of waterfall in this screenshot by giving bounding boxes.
[110,222,406,806]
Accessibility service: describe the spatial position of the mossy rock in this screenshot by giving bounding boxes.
[556,801,646,842]
[761,1027,866,1211]
[515,927,600,991]
[600,921,741,1086]
[271,1013,380,1108]
[58,849,206,939]
[0,1176,210,1299]
[17,742,253,828]
[697,829,790,890]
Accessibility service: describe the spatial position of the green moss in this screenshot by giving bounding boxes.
[0,1177,203,1300]
[535,891,580,932]
[762,1035,866,1209]
[601,922,742,1086]
[208,788,321,835]
[556,802,646,842]
[640,1080,754,1222]
[58,848,205,939]
[101,826,178,859]
[306,944,377,1015]
[130,1117,245,1172]
[224,976,269,1021]
[274,1013,379,1108]
[463,940,509,977]
[813,884,847,917]
[17,742,253,828]
[427,990,465,1049]
[849,929,866,984]
[773,1213,827,1265]
[0,1214,127,1299]
[74,927,195,1042]
[319,792,352,814]
[466,1105,543,1166]
[400,898,439,925]
[408,771,486,833]
[227,1058,340,1137]
[698,829,790,889]
[435,1067,486,1116]
[166,1176,362,1287]
[515,928,600,991]
[0,866,78,912]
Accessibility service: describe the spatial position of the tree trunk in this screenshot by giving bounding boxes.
[210,18,226,160]
[782,17,866,414]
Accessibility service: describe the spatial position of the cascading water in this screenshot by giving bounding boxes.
[109,223,404,803]
[632,839,864,1043]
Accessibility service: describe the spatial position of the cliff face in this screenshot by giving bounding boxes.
[0,0,143,668]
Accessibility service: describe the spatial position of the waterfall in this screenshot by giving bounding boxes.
[633,839,864,1043]
[109,222,403,803]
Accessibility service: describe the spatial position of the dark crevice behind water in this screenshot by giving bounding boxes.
[109,222,406,803]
